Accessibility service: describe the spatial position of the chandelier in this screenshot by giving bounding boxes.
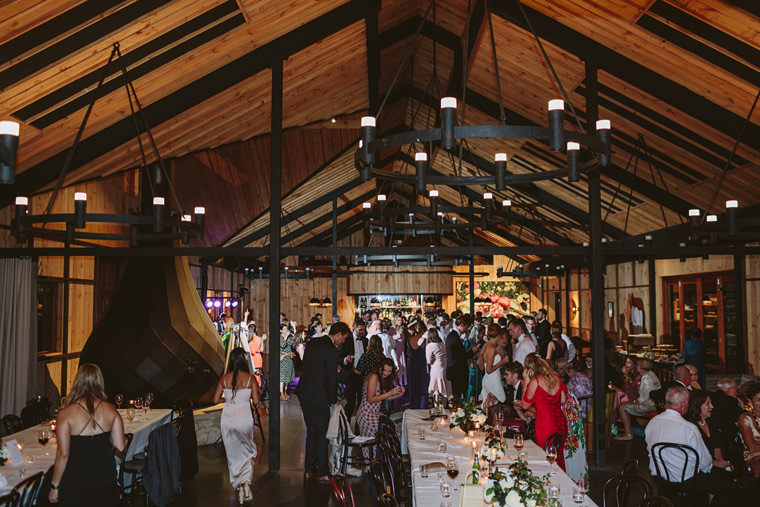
[8,43,205,247]
[353,0,612,242]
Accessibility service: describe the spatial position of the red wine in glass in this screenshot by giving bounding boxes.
[447,468,459,480]
[38,431,49,446]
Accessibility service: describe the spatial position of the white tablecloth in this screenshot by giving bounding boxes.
[402,409,597,507]
[0,408,172,494]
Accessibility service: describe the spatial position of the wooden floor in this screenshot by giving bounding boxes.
[160,390,653,506]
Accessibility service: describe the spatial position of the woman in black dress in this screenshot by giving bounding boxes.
[405,318,429,409]
[49,363,125,506]
[545,322,568,366]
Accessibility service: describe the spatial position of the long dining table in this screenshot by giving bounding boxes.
[0,408,172,495]
[401,409,597,507]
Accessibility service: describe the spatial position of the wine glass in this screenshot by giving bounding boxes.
[513,432,524,455]
[115,393,123,410]
[38,430,50,446]
[546,443,558,475]
[134,398,143,418]
[145,392,154,411]
[141,397,149,416]
[126,407,136,422]
[573,473,589,505]
[446,457,459,481]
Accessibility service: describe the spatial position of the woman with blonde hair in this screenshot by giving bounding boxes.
[48,363,125,506]
[519,353,568,471]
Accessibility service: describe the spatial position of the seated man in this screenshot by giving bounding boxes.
[615,358,660,440]
[645,386,737,506]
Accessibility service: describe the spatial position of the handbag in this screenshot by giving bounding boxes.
[459,471,483,507]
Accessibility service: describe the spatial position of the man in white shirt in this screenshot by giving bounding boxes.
[645,386,712,480]
[378,319,399,367]
[509,318,536,366]
[522,315,539,348]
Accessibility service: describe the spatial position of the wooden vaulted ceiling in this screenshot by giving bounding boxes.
[2,0,760,256]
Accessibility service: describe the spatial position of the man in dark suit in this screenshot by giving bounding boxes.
[445,314,477,399]
[339,319,368,419]
[534,309,551,357]
[296,321,350,482]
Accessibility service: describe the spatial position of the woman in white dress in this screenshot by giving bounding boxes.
[213,348,260,505]
[479,324,509,406]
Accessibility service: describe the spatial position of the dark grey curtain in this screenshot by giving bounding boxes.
[0,258,37,420]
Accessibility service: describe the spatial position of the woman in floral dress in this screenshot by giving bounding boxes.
[356,358,405,458]
[279,322,295,401]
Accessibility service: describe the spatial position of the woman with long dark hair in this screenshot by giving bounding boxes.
[48,364,125,506]
[356,358,405,458]
[213,347,260,504]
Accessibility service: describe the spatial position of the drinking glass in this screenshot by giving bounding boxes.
[142,397,149,416]
[115,394,123,409]
[126,407,136,422]
[548,483,560,504]
[145,392,154,412]
[513,432,524,453]
[446,457,459,481]
[38,430,50,446]
[418,427,426,440]
[421,464,429,478]
[438,441,447,453]
[135,397,143,414]
[546,443,558,475]
[573,473,589,504]
[440,482,451,498]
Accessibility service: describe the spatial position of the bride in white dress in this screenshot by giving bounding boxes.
[479,324,510,406]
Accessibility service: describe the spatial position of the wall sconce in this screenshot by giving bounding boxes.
[0,121,20,184]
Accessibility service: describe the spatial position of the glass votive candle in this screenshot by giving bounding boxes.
[474,422,481,432]
[467,430,476,439]
[519,451,528,462]
[438,441,447,453]
[418,427,427,440]
[49,420,56,433]
[471,440,478,452]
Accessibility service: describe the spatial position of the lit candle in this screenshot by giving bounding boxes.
[471,440,478,451]
[468,430,476,439]
[474,422,481,431]
[49,420,56,433]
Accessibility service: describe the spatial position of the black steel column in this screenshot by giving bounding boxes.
[200,260,208,305]
[734,251,747,369]
[332,198,338,320]
[586,61,607,467]
[61,244,70,396]
[469,231,475,316]
[268,59,283,473]
[648,258,657,340]
[565,268,571,331]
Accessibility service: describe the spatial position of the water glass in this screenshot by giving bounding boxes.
[440,482,450,498]
[421,464,429,478]
[126,407,136,422]
[549,483,560,501]
[418,427,427,440]
[519,451,528,462]
[438,441,447,453]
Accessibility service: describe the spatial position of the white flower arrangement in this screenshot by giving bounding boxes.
[0,441,9,465]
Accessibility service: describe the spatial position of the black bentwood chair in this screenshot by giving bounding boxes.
[2,414,23,435]
[13,471,44,507]
[0,491,18,507]
[650,442,705,506]
[369,458,396,498]
[377,491,400,506]
[602,473,654,507]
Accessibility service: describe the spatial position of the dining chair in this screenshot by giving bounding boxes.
[603,473,653,507]
[329,474,356,507]
[650,442,704,506]
[641,496,674,507]
[337,408,374,475]
[0,491,18,507]
[13,471,44,507]
[618,457,639,477]
[377,491,400,506]
[2,414,23,435]
[117,432,135,499]
[369,458,396,498]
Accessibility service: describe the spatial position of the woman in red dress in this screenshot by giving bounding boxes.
[519,353,568,471]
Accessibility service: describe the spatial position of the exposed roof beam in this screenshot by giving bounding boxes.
[491,2,760,152]
[0,0,379,207]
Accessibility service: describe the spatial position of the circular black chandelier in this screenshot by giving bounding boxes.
[7,43,206,247]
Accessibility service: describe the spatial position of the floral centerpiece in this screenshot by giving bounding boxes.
[0,440,9,466]
[479,427,507,462]
[449,399,486,433]
[484,460,549,507]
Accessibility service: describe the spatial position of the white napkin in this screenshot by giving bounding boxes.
[0,472,8,489]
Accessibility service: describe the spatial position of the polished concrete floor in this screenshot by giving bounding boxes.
[174,392,375,506]
[164,391,654,506]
